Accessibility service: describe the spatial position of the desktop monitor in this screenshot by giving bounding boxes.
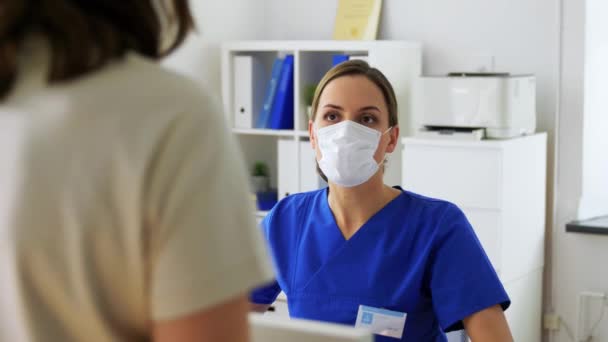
[249,313,373,342]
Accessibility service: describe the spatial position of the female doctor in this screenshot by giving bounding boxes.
[250,60,513,341]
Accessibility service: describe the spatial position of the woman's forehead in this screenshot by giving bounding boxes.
[318,75,386,109]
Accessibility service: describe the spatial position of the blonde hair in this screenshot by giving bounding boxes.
[311,60,399,182]
[311,59,398,127]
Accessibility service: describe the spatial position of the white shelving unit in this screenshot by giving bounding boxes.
[221,41,422,197]
[402,134,547,342]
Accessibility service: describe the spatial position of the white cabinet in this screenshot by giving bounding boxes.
[402,134,547,342]
[221,40,422,204]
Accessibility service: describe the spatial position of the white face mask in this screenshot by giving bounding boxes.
[315,120,392,188]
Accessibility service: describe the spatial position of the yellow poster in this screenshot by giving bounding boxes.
[333,0,382,40]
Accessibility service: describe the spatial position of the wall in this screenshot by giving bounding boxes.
[578,0,608,220]
[551,0,608,340]
[162,1,268,94]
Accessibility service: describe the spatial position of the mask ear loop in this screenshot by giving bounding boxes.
[379,126,394,168]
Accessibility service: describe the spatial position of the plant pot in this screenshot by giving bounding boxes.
[250,175,269,193]
[256,190,278,211]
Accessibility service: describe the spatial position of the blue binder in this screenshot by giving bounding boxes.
[268,55,294,130]
[332,54,349,66]
[256,57,284,129]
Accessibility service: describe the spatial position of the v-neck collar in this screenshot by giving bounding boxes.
[321,186,405,241]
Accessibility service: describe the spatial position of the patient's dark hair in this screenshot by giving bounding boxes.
[0,0,194,99]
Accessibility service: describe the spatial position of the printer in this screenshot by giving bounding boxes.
[416,73,536,139]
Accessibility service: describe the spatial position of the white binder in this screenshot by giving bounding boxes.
[299,140,327,192]
[278,139,327,200]
[233,55,264,128]
[278,139,299,200]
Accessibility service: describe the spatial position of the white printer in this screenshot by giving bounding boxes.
[417,73,536,139]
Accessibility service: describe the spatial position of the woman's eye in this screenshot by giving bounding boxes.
[361,115,376,125]
[324,113,339,121]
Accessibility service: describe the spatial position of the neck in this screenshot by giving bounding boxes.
[327,173,400,239]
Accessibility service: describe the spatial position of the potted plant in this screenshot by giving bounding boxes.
[250,161,270,193]
[303,84,317,120]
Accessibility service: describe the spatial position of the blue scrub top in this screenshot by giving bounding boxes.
[251,187,510,341]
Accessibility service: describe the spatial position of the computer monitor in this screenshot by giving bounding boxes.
[249,313,373,342]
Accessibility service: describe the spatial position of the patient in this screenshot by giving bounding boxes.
[0,1,272,341]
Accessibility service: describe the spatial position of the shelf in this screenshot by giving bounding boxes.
[222,40,421,53]
[296,131,310,137]
[233,128,309,137]
[566,215,608,236]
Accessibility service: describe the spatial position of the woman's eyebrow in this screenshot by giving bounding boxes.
[322,104,381,112]
[358,106,381,112]
[323,104,343,110]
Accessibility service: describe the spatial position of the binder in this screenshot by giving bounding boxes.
[268,55,294,130]
[332,54,350,66]
[278,139,327,199]
[277,138,298,199]
[233,55,265,129]
[299,140,327,192]
[332,54,369,68]
[256,57,284,128]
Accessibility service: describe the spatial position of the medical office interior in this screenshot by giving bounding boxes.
[176,0,608,342]
[1,0,606,341]
[165,1,605,341]
[162,1,608,341]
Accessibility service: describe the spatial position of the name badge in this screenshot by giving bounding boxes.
[355,305,407,339]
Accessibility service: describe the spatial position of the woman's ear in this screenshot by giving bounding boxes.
[385,125,400,153]
[309,120,317,149]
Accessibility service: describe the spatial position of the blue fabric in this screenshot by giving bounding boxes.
[250,187,510,341]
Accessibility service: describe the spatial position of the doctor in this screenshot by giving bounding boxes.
[250,60,513,341]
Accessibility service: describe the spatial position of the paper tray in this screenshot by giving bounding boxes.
[416,127,485,141]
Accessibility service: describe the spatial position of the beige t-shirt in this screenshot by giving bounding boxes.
[0,41,273,342]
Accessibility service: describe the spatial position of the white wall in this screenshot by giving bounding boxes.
[162,1,268,94]
[579,0,608,220]
[551,0,608,341]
